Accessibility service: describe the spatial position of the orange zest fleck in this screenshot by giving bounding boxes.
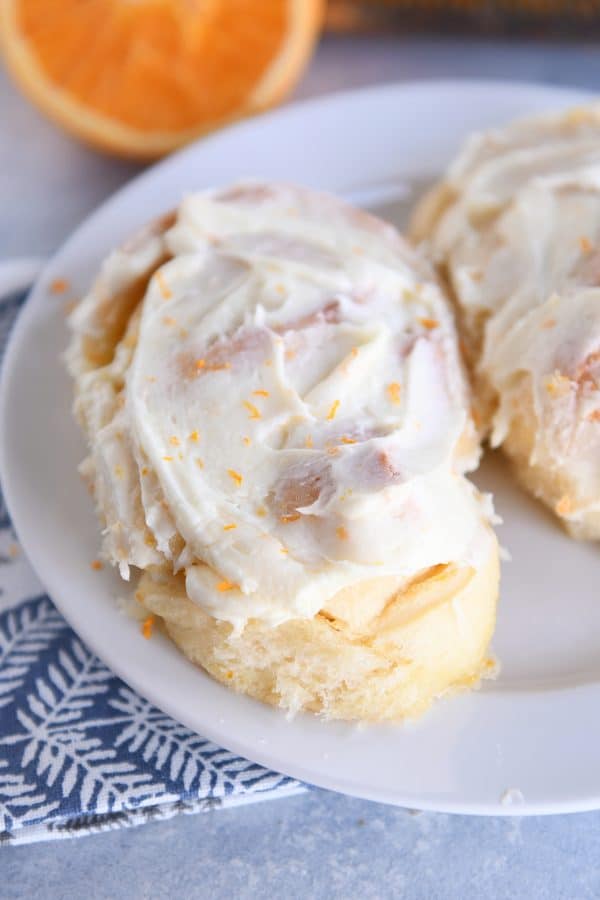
[285,349,296,361]
[580,236,593,254]
[50,278,69,294]
[226,671,234,680]
[227,469,243,487]
[195,457,205,469]
[141,466,150,476]
[243,436,251,446]
[217,580,237,592]
[141,615,155,639]
[264,359,273,367]
[351,347,359,358]
[341,436,356,444]
[327,446,340,457]
[418,317,439,330]
[256,505,267,517]
[305,434,314,449]
[188,430,199,442]
[336,525,348,540]
[387,382,401,405]
[162,316,176,326]
[243,400,262,419]
[326,399,340,421]
[587,409,600,422]
[253,389,270,397]
[114,464,124,478]
[223,523,237,531]
[555,495,572,516]
[169,436,180,446]
[206,362,231,371]
[542,318,557,330]
[162,455,174,462]
[275,283,286,295]
[195,358,206,370]
[90,559,103,571]
[156,271,173,300]
[280,546,289,555]
[280,513,300,524]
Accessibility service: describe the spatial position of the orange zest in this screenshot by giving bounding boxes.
[387,382,401,405]
[227,468,243,487]
[141,615,155,639]
[243,400,261,420]
[326,399,340,420]
[49,277,69,294]
[217,580,237,592]
[555,495,573,516]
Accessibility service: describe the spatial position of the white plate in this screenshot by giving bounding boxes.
[2,80,598,816]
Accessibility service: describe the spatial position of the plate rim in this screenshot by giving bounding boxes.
[1,78,598,817]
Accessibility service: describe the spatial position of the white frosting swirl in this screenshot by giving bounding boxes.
[417,108,600,523]
[70,182,492,628]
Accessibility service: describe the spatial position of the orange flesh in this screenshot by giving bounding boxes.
[15,0,290,132]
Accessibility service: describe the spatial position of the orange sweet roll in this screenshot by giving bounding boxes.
[68,181,499,719]
[412,107,600,537]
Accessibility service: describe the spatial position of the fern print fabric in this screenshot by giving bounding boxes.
[0,290,303,845]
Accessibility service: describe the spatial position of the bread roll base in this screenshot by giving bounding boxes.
[137,538,499,722]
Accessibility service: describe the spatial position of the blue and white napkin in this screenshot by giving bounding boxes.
[0,289,304,845]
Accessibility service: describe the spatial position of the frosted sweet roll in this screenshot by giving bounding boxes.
[412,107,600,540]
[68,182,499,720]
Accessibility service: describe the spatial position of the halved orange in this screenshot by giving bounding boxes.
[0,0,323,159]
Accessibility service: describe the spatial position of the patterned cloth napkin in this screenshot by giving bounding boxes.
[0,289,304,846]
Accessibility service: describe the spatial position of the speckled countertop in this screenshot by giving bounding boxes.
[4,789,600,899]
[3,34,600,899]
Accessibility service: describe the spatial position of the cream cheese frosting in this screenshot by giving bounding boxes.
[414,108,600,527]
[68,182,493,629]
